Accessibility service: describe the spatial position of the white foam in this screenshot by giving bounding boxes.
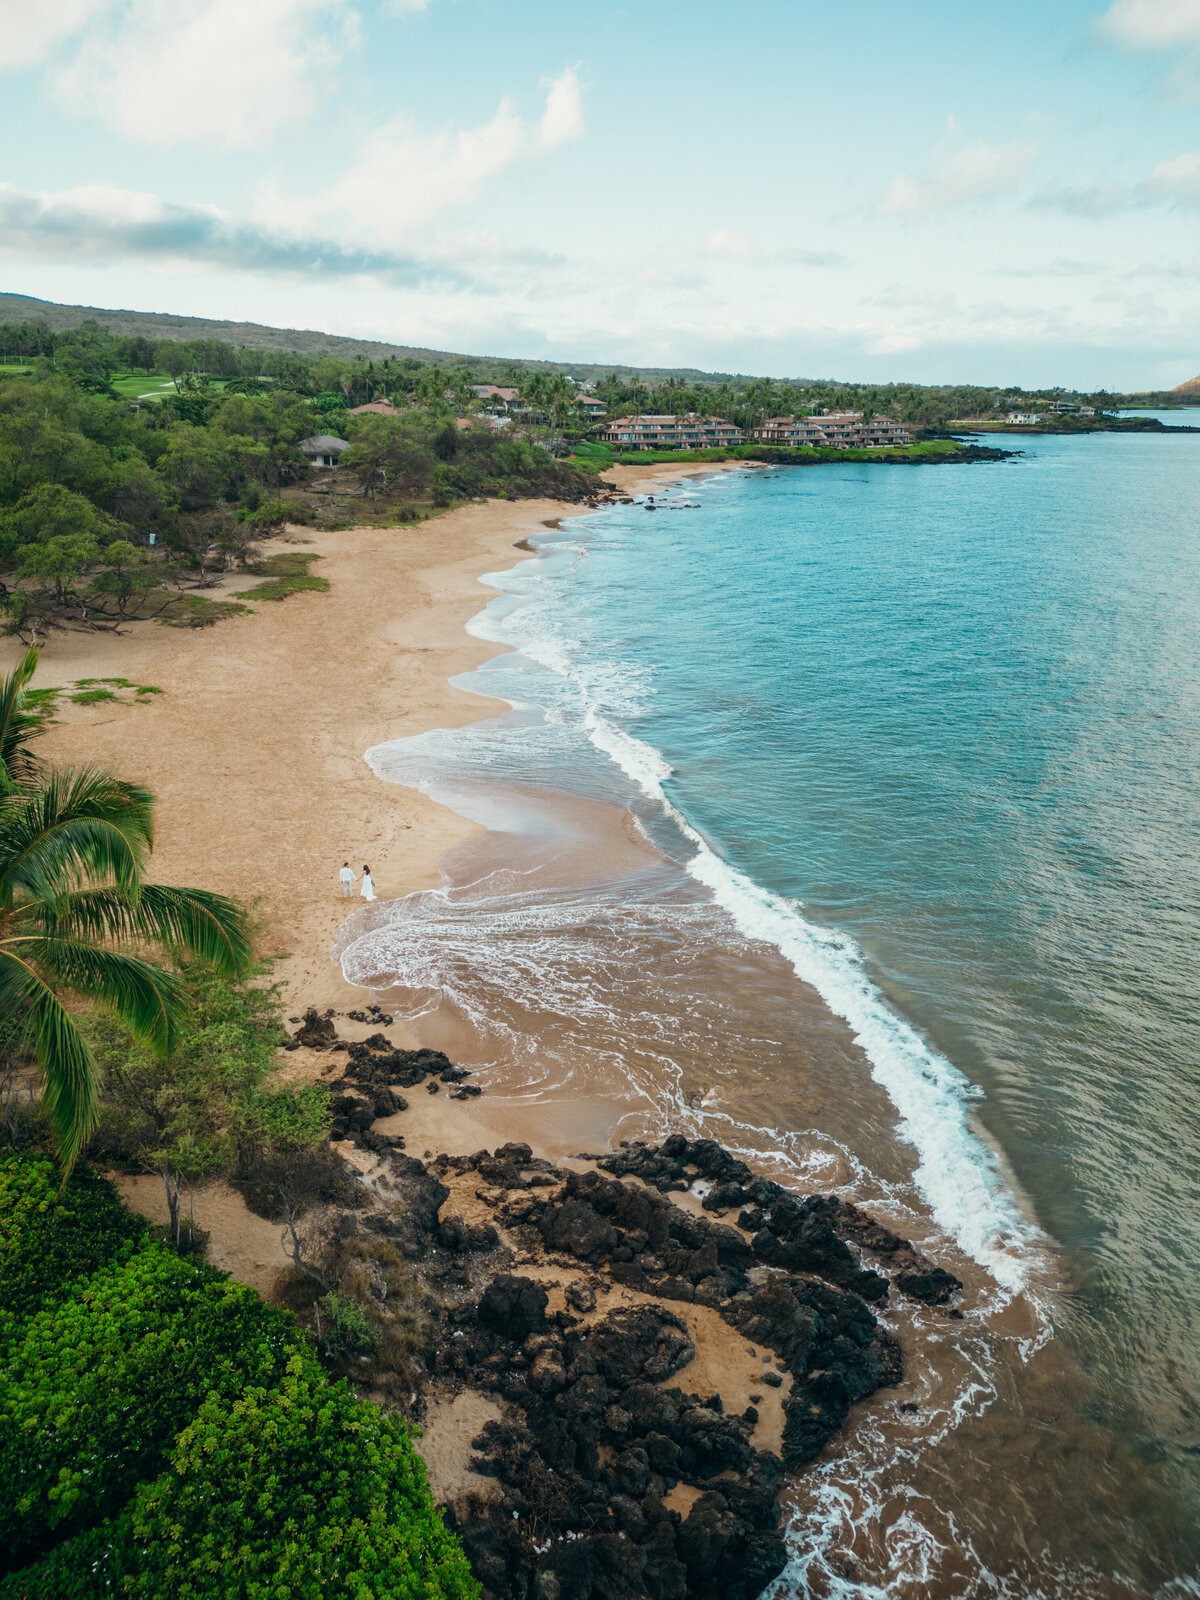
[566,699,1033,1289]
[678,831,1033,1292]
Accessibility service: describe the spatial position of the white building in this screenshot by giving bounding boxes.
[300,434,349,467]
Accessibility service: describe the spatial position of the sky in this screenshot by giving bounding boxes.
[2,0,1200,388]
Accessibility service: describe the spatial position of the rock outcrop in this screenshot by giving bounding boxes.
[282,1040,966,1600]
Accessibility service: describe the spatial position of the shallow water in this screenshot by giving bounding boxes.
[341,423,1200,1595]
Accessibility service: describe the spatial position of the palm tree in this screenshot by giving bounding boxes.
[0,653,251,1171]
[0,644,50,795]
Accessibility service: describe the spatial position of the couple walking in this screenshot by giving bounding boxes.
[340,862,376,902]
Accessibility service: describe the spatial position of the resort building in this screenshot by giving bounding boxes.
[753,417,831,446]
[576,395,607,419]
[752,413,912,448]
[472,384,525,415]
[299,433,349,467]
[598,414,745,450]
[1005,412,1042,425]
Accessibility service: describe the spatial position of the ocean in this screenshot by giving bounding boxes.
[340,417,1200,1597]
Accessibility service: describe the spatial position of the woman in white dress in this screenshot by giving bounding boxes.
[360,865,376,902]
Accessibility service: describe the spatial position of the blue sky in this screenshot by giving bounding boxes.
[2,0,1200,387]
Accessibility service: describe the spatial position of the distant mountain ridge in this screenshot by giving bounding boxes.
[0,290,754,385]
[1171,374,1200,394]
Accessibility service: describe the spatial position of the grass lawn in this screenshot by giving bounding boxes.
[111,372,178,398]
[110,372,234,399]
[234,551,329,602]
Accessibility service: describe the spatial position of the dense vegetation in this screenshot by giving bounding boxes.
[0,319,592,639]
[0,646,476,1593]
[0,1152,476,1598]
[0,311,1153,638]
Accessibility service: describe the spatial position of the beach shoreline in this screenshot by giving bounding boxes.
[6,460,738,1029]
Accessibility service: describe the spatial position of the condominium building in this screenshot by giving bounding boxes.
[752,412,912,448]
[598,414,745,449]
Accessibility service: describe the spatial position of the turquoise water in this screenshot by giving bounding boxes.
[357,422,1200,1591]
[606,438,1200,1456]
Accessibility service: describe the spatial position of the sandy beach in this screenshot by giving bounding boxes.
[2,461,742,1263]
[5,463,727,1020]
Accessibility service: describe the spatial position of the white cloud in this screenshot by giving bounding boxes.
[876,140,1039,216]
[705,233,847,269]
[1033,151,1200,215]
[1148,149,1200,200]
[260,71,585,244]
[706,229,758,261]
[0,180,467,287]
[538,66,584,149]
[53,0,357,149]
[0,0,115,69]
[1097,0,1200,49]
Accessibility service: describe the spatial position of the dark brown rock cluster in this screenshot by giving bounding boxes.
[282,1016,965,1600]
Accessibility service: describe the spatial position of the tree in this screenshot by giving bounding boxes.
[341,419,432,500]
[88,959,322,1247]
[2,480,116,547]
[0,767,252,1171]
[17,532,103,603]
[88,539,163,619]
[0,645,51,795]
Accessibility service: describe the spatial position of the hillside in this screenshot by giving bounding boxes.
[0,290,753,385]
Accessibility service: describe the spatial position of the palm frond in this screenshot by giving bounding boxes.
[8,936,184,1057]
[0,951,99,1173]
[0,646,48,795]
[0,766,154,902]
[19,884,253,978]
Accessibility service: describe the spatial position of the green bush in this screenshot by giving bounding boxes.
[0,1154,145,1327]
[6,1360,478,1599]
[1,1247,307,1562]
[128,1358,476,1598]
[0,1153,475,1596]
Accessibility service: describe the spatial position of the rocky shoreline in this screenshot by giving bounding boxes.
[271,1013,964,1600]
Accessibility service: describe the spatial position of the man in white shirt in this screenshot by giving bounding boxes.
[339,862,356,898]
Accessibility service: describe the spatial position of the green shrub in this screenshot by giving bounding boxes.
[5,1359,478,1599]
[0,1154,145,1327]
[319,1289,376,1358]
[0,1247,307,1562]
[128,1358,476,1598]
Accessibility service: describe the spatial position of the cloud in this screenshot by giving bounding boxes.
[777,248,848,268]
[706,229,758,261]
[260,71,585,244]
[876,140,1039,216]
[1030,181,1142,216]
[705,233,847,268]
[1033,152,1200,215]
[0,0,115,69]
[1148,149,1200,200]
[0,182,469,289]
[995,258,1107,277]
[538,66,584,149]
[1096,0,1200,49]
[52,0,357,149]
